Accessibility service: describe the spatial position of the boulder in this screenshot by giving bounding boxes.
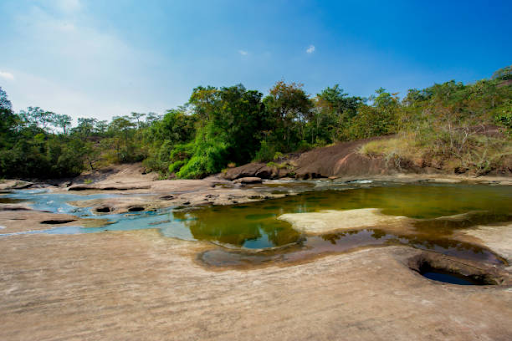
[224,163,272,180]
[233,177,263,185]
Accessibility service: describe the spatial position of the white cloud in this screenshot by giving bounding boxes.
[0,71,15,80]
[306,45,316,54]
[53,0,82,13]
[238,50,249,56]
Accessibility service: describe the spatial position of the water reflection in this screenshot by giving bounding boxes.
[2,183,512,265]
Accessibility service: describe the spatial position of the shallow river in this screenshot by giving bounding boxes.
[3,182,512,266]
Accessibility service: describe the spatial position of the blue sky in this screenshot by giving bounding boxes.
[0,0,511,121]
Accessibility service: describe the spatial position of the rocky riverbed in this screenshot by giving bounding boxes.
[1,169,512,340]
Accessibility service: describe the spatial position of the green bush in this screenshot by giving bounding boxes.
[169,160,187,173]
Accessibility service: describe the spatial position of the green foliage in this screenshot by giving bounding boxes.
[273,152,283,160]
[492,65,512,81]
[253,140,277,162]
[1,65,511,180]
[494,100,512,135]
[175,124,229,179]
[169,160,186,174]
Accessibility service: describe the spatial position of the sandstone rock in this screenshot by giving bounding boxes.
[278,208,410,235]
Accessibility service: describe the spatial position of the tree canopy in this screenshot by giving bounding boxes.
[1,65,511,179]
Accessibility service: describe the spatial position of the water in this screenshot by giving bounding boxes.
[1,183,511,265]
[421,270,481,285]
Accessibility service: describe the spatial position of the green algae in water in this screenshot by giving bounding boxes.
[245,213,277,220]
[172,183,512,251]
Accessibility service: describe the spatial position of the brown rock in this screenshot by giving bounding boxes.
[224,163,273,180]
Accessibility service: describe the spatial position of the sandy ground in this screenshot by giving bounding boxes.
[1,230,512,341]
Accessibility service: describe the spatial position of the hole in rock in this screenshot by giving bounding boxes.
[128,206,145,212]
[408,253,507,286]
[40,219,76,224]
[420,269,484,285]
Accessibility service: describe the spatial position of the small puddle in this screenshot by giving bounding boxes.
[199,228,505,268]
[408,252,510,286]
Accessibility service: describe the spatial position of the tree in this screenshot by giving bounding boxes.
[73,117,97,137]
[263,81,312,150]
[18,107,56,131]
[0,87,12,111]
[315,85,364,142]
[175,84,268,178]
[53,114,72,134]
[492,65,512,81]
[0,87,16,148]
[130,112,146,129]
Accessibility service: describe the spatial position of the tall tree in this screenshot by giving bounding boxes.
[263,81,312,150]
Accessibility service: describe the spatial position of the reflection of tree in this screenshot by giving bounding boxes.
[173,207,299,247]
[371,229,387,239]
[393,233,489,257]
[321,232,346,244]
[413,211,512,236]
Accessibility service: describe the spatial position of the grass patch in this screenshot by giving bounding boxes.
[359,133,512,175]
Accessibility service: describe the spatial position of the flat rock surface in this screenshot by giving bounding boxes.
[460,223,512,267]
[0,208,106,234]
[0,231,511,341]
[278,208,411,234]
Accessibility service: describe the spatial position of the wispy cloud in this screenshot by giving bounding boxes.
[238,50,249,56]
[306,45,316,54]
[54,0,83,13]
[0,71,15,80]
[3,3,165,119]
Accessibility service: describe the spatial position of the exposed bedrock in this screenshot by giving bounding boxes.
[224,136,396,180]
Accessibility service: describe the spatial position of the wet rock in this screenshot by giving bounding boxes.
[461,223,512,265]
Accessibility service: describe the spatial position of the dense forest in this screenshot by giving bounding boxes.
[1,66,511,179]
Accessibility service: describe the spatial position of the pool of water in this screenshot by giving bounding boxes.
[2,183,511,265]
[421,270,482,285]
